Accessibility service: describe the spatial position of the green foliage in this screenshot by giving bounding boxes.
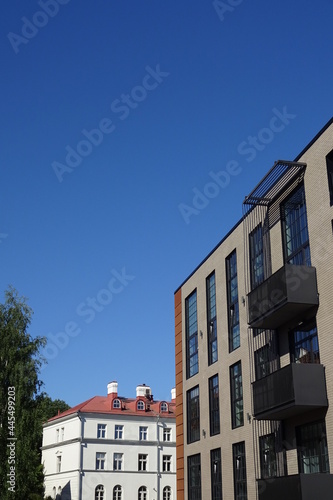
[0,287,50,498]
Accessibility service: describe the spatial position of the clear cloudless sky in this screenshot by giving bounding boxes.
[1,0,332,406]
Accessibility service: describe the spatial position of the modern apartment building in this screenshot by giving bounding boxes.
[174,118,333,500]
[42,381,176,500]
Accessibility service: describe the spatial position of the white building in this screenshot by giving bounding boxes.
[42,381,176,500]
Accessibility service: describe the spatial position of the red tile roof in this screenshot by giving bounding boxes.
[47,394,175,422]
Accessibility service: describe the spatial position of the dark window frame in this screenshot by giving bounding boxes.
[188,454,202,500]
[281,183,311,266]
[296,420,330,474]
[326,149,333,206]
[210,448,222,500]
[249,224,264,290]
[187,386,200,444]
[207,272,218,365]
[289,319,320,364]
[186,290,199,379]
[209,374,220,436]
[259,433,277,479]
[226,250,240,352]
[233,441,247,500]
[230,361,244,429]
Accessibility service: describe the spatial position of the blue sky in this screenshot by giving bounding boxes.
[1,0,332,406]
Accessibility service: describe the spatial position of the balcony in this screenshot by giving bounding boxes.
[253,363,328,420]
[258,473,333,500]
[248,264,318,329]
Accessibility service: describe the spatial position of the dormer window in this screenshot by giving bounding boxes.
[113,399,121,409]
[137,400,145,411]
[160,402,168,412]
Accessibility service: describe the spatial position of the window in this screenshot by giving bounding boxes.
[161,402,168,412]
[259,434,277,478]
[163,427,171,442]
[137,400,145,411]
[113,485,122,500]
[187,386,200,444]
[211,448,222,500]
[296,420,329,474]
[188,454,201,500]
[281,183,310,265]
[96,452,106,470]
[113,453,123,471]
[249,224,264,289]
[56,455,61,473]
[290,320,320,364]
[139,426,148,441]
[230,362,243,428]
[138,454,147,471]
[207,272,218,365]
[209,375,220,436]
[326,149,333,205]
[113,399,121,409]
[254,345,272,380]
[56,429,59,442]
[186,290,199,378]
[115,425,123,439]
[226,250,240,351]
[138,486,147,500]
[233,442,247,500]
[163,486,171,500]
[95,485,105,500]
[163,455,172,472]
[61,427,64,441]
[97,424,106,439]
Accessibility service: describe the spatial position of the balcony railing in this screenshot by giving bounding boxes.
[253,363,328,420]
[258,473,333,500]
[248,264,318,329]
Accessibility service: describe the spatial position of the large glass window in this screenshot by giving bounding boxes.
[187,386,200,444]
[254,344,272,380]
[259,434,277,478]
[186,291,199,378]
[207,272,218,365]
[290,320,320,364]
[233,442,247,500]
[210,448,222,500]
[226,250,240,351]
[163,455,172,472]
[209,375,220,436]
[281,184,310,265]
[296,420,329,474]
[249,224,264,289]
[230,362,243,428]
[139,426,148,441]
[188,454,201,500]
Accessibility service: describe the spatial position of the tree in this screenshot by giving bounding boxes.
[0,287,46,498]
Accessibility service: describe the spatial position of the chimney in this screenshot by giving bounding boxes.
[107,381,118,397]
[136,384,152,398]
[171,387,176,401]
